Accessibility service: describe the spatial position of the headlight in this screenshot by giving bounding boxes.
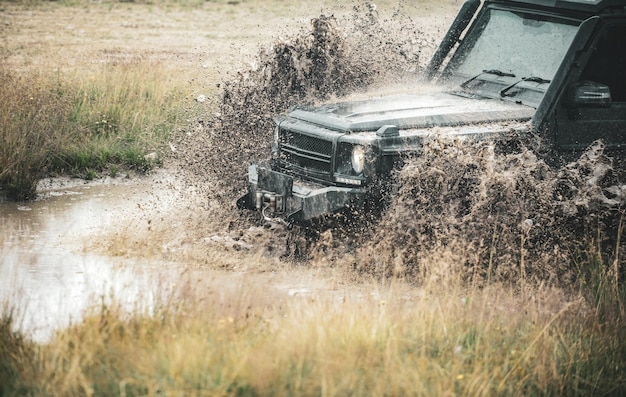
[351,145,366,174]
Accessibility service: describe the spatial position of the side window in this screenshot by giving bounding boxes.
[580,24,626,102]
[555,22,626,151]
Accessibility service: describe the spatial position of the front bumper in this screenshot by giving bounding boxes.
[236,164,366,222]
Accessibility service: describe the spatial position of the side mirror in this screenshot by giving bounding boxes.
[567,80,612,108]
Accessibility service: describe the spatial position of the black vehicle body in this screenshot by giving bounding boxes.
[238,0,626,222]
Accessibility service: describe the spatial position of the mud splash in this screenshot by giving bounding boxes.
[163,4,440,266]
[170,4,625,287]
[174,5,436,206]
[349,137,625,286]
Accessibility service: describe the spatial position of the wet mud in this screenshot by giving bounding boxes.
[0,175,179,341]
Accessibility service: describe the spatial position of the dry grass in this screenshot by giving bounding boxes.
[2,265,625,396]
[0,66,75,199]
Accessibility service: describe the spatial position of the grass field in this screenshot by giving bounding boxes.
[1,0,626,396]
[0,0,454,198]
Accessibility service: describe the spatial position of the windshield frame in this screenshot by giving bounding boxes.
[441,4,582,106]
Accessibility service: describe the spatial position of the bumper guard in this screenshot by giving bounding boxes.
[237,164,366,222]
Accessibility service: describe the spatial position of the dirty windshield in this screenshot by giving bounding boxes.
[449,8,579,101]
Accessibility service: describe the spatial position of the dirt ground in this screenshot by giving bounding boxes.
[0,0,457,88]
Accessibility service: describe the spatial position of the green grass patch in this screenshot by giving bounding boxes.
[0,62,184,200]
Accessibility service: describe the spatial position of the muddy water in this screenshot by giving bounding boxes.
[0,172,381,342]
[0,175,183,341]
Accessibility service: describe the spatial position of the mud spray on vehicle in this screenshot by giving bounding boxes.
[174,3,626,287]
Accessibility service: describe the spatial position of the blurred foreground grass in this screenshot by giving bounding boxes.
[1,258,625,397]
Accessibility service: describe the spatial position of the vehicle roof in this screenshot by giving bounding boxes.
[489,0,626,15]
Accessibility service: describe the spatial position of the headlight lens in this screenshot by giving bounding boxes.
[351,145,366,174]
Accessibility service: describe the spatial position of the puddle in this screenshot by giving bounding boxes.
[0,171,372,341]
[0,174,181,341]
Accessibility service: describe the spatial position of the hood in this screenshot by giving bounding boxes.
[288,91,535,133]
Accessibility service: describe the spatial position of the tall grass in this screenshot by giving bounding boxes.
[0,62,184,200]
[0,306,34,397]
[56,63,183,172]
[1,259,624,397]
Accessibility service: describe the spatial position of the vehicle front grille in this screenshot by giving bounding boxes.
[279,129,333,174]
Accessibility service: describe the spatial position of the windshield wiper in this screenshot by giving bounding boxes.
[460,69,516,89]
[500,76,551,97]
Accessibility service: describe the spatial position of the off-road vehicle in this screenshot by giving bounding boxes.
[238,0,626,222]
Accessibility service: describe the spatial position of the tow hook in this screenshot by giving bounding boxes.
[256,191,288,224]
[255,191,284,213]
